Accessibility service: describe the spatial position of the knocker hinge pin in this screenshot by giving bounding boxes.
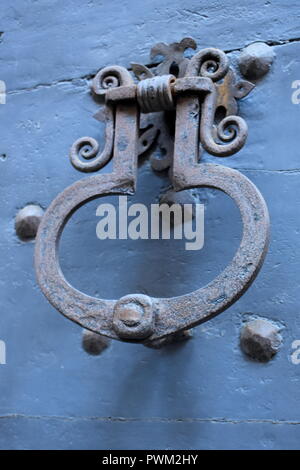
[105,74,215,114]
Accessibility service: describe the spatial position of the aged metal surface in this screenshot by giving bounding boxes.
[35,40,271,343]
[240,319,282,362]
[113,294,154,340]
[15,204,44,241]
[238,42,275,80]
[137,75,176,113]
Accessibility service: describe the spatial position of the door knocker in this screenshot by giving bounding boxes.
[35,38,271,345]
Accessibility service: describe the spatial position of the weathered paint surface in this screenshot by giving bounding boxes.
[0,0,300,450]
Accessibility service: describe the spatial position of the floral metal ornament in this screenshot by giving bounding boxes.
[131,38,256,171]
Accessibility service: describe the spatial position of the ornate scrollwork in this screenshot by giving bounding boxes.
[132,37,197,80]
[70,65,134,173]
[201,108,248,157]
[132,39,255,169]
[70,106,114,172]
[216,68,255,116]
[72,42,256,173]
[186,47,229,81]
[138,111,173,171]
[92,65,134,95]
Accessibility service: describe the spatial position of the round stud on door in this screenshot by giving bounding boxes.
[238,42,275,80]
[82,329,110,356]
[240,319,282,362]
[15,204,44,241]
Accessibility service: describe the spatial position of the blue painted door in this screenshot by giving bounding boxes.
[0,0,300,449]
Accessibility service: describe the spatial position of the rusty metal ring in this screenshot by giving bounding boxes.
[35,162,269,342]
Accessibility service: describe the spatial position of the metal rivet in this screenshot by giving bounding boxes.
[82,329,110,355]
[118,302,143,327]
[113,294,154,340]
[240,319,282,362]
[15,204,44,241]
[238,42,275,80]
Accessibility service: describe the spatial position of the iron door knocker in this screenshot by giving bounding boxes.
[35,39,271,345]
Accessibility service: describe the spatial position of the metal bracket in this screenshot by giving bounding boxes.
[35,38,270,344]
